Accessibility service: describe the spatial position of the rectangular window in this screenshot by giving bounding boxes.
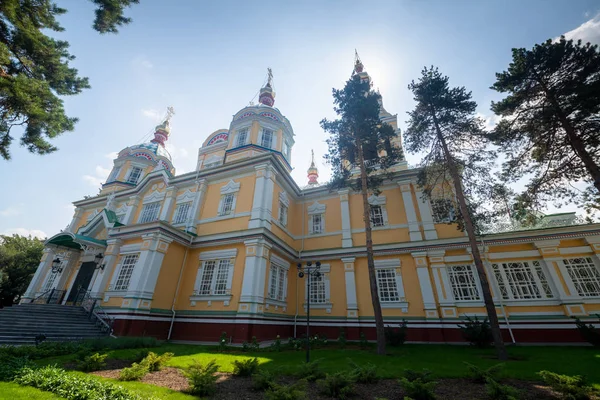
[198,259,232,295]
[310,214,323,234]
[219,194,235,215]
[563,257,600,297]
[126,166,143,184]
[491,261,554,300]
[114,254,139,291]
[138,202,161,223]
[309,274,327,304]
[107,166,121,182]
[261,129,273,148]
[376,268,400,302]
[448,265,481,301]
[432,199,456,223]
[43,270,59,291]
[279,202,288,226]
[370,205,385,227]
[268,265,287,301]
[282,141,289,158]
[173,202,192,225]
[236,129,248,147]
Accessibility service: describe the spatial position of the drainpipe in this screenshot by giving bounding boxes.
[294,191,306,338]
[480,236,516,344]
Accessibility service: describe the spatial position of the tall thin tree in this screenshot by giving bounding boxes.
[321,56,403,355]
[405,67,508,360]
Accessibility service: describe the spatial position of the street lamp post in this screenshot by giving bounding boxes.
[297,260,321,363]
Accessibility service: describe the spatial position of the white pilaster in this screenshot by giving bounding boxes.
[159,186,178,221]
[339,190,353,248]
[415,190,437,240]
[428,251,453,305]
[55,250,80,293]
[122,195,141,225]
[21,248,56,301]
[67,208,84,233]
[399,182,423,241]
[248,164,275,229]
[239,239,272,314]
[90,238,122,299]
[533,241,575,301]
[342,257,358,318]
[412,251,438,317]
[187,179,207,234]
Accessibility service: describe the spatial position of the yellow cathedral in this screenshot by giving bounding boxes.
[22,59,600,344]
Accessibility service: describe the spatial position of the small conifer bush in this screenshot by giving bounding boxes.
[185,359,219,396]
[233,357,260,376]
[118,362,149,381]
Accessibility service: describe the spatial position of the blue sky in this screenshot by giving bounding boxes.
[1,0,599,239]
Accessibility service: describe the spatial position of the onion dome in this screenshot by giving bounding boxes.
[258,68,276,107]
[307,149,319,186]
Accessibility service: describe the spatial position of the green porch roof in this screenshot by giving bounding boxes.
[46,233,107,250]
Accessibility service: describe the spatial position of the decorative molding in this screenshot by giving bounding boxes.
[270,253,290,270]
[143,190,166,204]
[176,189,196,203]
[367,194,386,206]
[279,191,290,207]
[487,250,542,259]
[559,246,593,255]
[220,179,241,195]
[199,248,238,261]
[307,201,326,215]
[119,243,141,254]
[374,258,401,269]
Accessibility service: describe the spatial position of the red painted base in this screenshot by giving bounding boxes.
[110,314,586,344]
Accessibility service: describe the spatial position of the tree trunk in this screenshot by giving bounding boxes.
[431,110,508,361]
[356,138,387,355]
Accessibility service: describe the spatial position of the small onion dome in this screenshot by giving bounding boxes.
[258,68,276,107]
[151,119,170,146]
[307,149,319,186]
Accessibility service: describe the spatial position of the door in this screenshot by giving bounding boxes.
[66,262,96,304]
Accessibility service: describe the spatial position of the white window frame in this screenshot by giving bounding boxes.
[217,180,240,217]
[491,260,554,301]
[562,257,600,297]
[138,201,161,224]
[113,254,139,291]
[431,198,457,223]
[310,214,324,234]
[172,202,192,225]
[447,264,481,301]
[368,194,388,227]
[126,166,143,184]
[282,141,290,159]
[236,128,248,147]
[374,259,407,310]
[307,201,326,235]
[278,191,290,227]
[267,254,290,306]
[260,128,273,148]
[192,249,236,303]
[107,166,121,183]
[303,264,331,312]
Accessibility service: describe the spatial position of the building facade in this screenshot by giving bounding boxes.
[22,61,600,344]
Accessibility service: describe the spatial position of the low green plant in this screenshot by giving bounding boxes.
[384,321,407,347]
[296,358,326,382]
[185,359,219,396]
[269,335,282,352]
[399,377,437,400]
[218,332,228,351]
[538,370,593,400]
[118,362,149,381]
[338,328,347,349]
[287,337,302,351]
[140,351,173,372]
[233,357,260,377]
[403,369,434,383]
[265,380,307,400]
[485,378,520,400]
[464,362,504,383]
[84,336,159,351]
[0,356,35,381]
[573,316,600,347]
[317,372,355,399]
[359,331,369,349]
[348,359,378,383]
[14,366,142,400]
[250,336,260,350]
[77,352,107,372]
[252,369,277,391]
[132,348,150,363]
[458,315,492,348]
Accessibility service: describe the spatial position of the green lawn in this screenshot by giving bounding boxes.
[0,382,64,400]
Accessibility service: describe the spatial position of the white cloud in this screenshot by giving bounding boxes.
[0,205,22,217]
[165,143,189,161]
[2,228,47,239]
[82,165,110,188]
[105,151,119,160]
[563,14,600,44]
[141,108,162,121]
[141,60,153,69]
[476,113,500,131]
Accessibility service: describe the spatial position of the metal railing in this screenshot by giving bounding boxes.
[30,288,66,304]
[79,290,115,336]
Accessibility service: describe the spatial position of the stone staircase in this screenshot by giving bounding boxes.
[0,303,110,345]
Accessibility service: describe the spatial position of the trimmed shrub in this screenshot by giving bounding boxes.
[140,351,173,372]
[232,357,260,377]
[218,332,228,351]
[252,369,277,391]
[84,336,159,351]
[574,316,600,347]
[185,359,219,396]
[0,356,35,381]
[338,328,347,349]
[317,372,355,399]
[14,366,142,400]
[538,370,593,400]
[118,362,149,381]
[359,331,369,349]
[485,378,520,400]
[348,359,378,384]
[399,377,437,400]
[296,359,326,382]
[77,352,108,372]
[269,335,282,352]
[464,362,504,383]
[458,316,492,348]
[132,348,150,363]
[385,321,407,347]
[266,380,307,400]
[403,369,434,383]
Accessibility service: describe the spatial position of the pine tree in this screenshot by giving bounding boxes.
[489,36,600,216]
[0,0,138,160]
[405,67,508,360]
[321,60,403,355]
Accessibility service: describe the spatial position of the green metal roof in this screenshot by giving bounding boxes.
[46,233,107,250]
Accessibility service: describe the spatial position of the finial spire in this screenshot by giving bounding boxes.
[307,149,319,186]
[259,68,276,107]
[151,106,174,146]
[353,49,364,74]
